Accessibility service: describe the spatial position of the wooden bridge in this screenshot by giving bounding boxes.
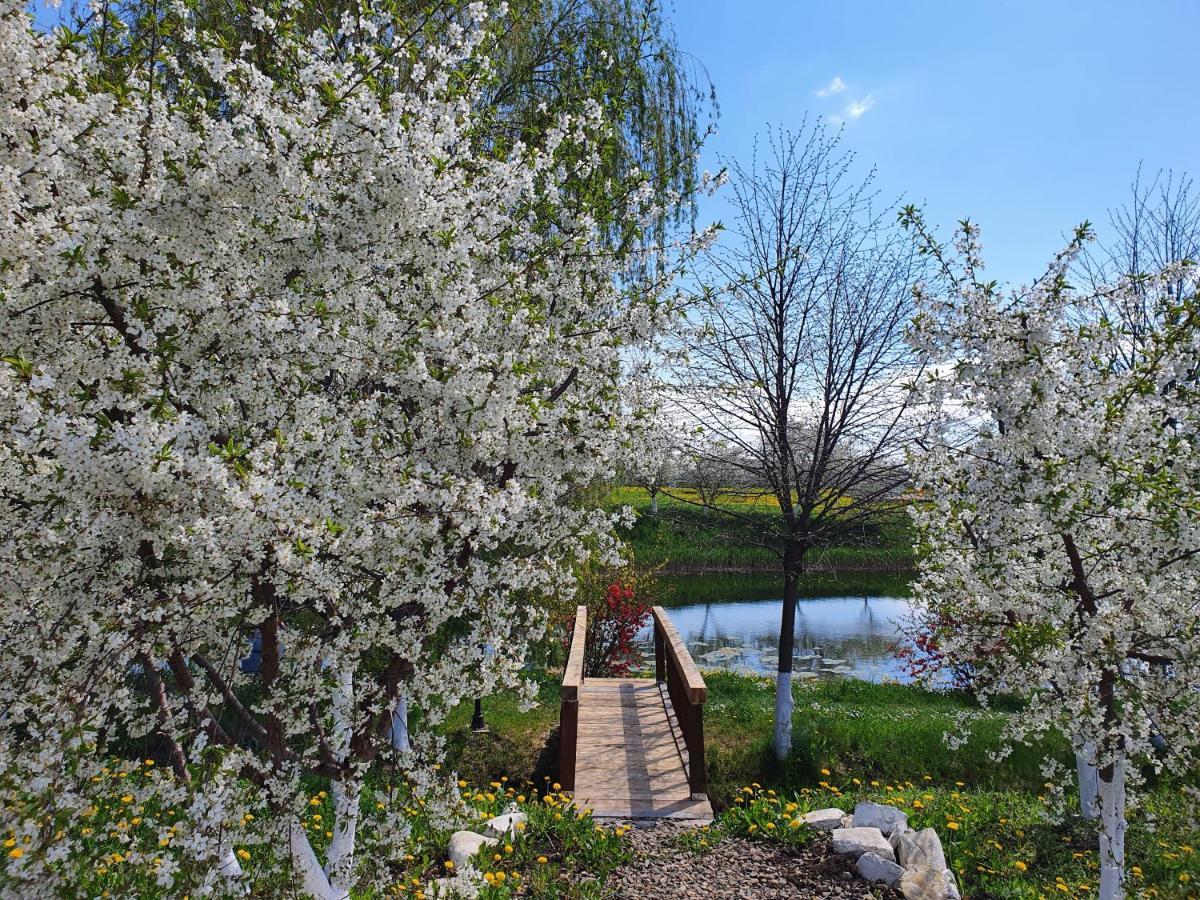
[558,606,713,820]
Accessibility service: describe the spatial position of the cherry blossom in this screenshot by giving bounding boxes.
[905,210,1199,900]
[0,2,686,894]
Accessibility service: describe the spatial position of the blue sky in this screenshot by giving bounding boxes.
[673,0,1200,285]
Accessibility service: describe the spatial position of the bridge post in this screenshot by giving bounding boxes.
[685,705,706,798]
[558,696,578,792]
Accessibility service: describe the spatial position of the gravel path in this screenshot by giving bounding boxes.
[604,821,899,900]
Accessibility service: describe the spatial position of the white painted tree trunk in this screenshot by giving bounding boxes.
[292,658,358,899]
[773,671,793,759]
[207,788,247,893]
[1076,739,1100,820]
[325,776,360,893]
[390,694,411,752]
[289,821,350,900]
[216,848,247,894]
[1097,751,1127,900]
[330,664,354,761]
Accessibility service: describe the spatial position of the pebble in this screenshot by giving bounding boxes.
[605,821,900,899]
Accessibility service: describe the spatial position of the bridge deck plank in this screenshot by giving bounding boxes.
[570,678,713,821]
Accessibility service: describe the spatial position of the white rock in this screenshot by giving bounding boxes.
[484,812,528,839]
[802,807,846,831]
[856,851,905,887]
[897,827,947,871]
[853,801,908,837]
[900,865,961,900]
[447,831,497,869]
[830,826,896,862]
[889,824,908,856]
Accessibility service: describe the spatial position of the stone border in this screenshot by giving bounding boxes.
[805,801,961,900]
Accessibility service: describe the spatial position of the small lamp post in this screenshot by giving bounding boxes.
[471,642,493,733]
[470,697,488,733]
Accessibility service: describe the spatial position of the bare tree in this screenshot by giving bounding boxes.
[670,122,926,758]
[1078,165,1200,366]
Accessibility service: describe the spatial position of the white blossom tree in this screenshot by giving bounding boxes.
[904,210,1200,900]
[0,2,693,895]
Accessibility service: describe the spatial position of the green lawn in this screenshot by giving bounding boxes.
[442,671,1200,900]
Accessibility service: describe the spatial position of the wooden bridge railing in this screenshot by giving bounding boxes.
[558,605,587,791]
[557,604,708,799]
[652,605,708,798]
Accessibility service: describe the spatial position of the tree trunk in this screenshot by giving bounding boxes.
[1076,739,1099,820]
[773,562,800,759]
[216,851,244,880]
[1098,750,1126,900]
[390,694,411,752]
[326,776,360,893]
[315,660,358,897]
[290,821,350,900]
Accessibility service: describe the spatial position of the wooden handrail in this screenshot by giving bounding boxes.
[561,605,587,701]
[651,606,706,703]
[651,606,707,798]
[558,605,587,791]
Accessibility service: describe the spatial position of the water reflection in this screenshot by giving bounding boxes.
[636,592,912,683]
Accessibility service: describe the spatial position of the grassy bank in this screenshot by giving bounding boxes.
[607,486,915,574]
[442,671,1200,899]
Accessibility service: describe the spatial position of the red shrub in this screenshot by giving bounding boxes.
[893,611,977,690]
[562,579,652,677]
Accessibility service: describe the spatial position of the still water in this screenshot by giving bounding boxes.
[635,574,914,683]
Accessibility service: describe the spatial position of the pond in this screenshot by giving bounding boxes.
[635,573,916,683]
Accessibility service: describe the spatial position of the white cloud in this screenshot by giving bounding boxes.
[815,76,847,98]
[845,95,876,120]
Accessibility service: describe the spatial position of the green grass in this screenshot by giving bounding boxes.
[438,672,563,787]
[698,673,1057,808]
[608,486,916,574]
[443,671,1200,900]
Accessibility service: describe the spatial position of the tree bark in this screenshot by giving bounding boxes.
[326,775,360,893]
[1076,739,1100,820]
[1098,750,1126,900]
[773,559,800,759]
[290,821,349,900]
[390,694,411,752]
